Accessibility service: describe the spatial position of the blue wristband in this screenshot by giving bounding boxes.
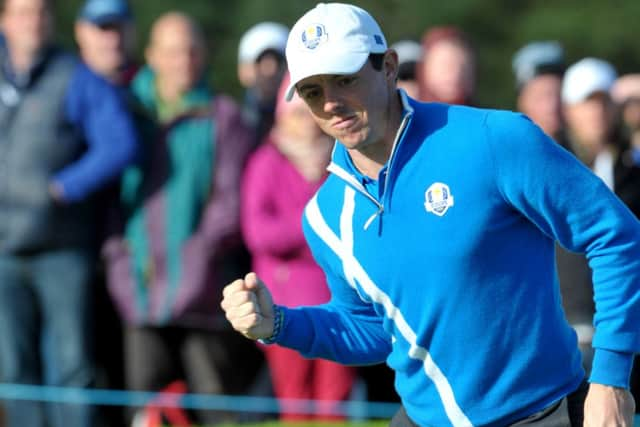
[261,304,284,345]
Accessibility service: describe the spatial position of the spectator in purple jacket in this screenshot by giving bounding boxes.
[101,11,261,425]
[241,73,356,420]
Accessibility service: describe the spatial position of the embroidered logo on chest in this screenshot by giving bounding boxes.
[424,182,455,216]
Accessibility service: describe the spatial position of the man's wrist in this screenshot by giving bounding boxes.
[590,348,634,388]
[260,304,284,345]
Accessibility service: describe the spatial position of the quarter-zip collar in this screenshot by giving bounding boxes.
[326,89,415,229]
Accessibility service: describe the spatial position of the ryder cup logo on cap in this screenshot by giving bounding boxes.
[285,3,388,101]
[302,24,328,49]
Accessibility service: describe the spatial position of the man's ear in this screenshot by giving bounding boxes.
[383,49,399,83]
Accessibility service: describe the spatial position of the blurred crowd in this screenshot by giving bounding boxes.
[0,0,639,426]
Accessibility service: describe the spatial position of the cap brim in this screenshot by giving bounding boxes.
[285,50,370,101]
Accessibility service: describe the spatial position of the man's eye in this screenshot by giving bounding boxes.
[337,76,357,87]
[301,89,321,100]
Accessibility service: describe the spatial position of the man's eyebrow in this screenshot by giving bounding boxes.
[297,83,320,93]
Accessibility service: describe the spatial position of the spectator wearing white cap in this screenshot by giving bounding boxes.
[512,41,566,142]
[390,39,421,98]
[237,21,289,147]
[562,58,632,186]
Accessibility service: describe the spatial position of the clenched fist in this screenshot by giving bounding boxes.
[221,272,275,340]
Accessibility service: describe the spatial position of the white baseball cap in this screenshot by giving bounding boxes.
[284,3,388,101]
[390,40,422,66]
[512,41,565,89]
[562,57,617,104]
[238,22,289,64]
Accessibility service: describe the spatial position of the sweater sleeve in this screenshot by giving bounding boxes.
[196,96,254,255]
[270,203,392,365]
[56,63,138,202]
[485,111,640,388]
[241,144,309,257]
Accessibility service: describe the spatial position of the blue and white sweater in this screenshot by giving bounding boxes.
[271,92,640,426]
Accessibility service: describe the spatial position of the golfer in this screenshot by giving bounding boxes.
[222,3,639,425]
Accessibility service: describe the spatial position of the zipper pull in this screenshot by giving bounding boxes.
[363,205,384,230]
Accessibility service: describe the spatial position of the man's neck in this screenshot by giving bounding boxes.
[155,79,185,105]
[349,90,404,179]
[7,47,40,75]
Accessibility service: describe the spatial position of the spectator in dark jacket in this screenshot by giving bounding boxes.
[0,0,138,426]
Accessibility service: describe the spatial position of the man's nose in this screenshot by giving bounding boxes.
[322,85,343,113]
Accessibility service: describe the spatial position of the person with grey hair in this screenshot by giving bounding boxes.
[102,11,262,426]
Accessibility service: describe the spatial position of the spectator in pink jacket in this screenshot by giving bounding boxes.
[240,74,356,420]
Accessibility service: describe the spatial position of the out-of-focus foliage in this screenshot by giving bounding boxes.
[54,0,640,110]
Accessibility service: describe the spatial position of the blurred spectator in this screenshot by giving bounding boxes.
[237,21,288,147]
[390,39,421,98]
[0,0,138,426]
[241,73,356,420]
[612,73,640,165]
[512,41,566,142]
[415,26,476,105]
[558,58,640,376]
[74,0,137,86]
[74,2,139,425]
[101,12,261,425]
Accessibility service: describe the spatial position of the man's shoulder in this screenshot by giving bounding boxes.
[408,97,524,126]
[412,102,538,147]
[36,47,79,81]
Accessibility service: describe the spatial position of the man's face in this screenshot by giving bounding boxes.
[621,98,640,132]
[421,40,475,103]
[1,0,51,55]
[254,50,286,104]
[146,19,205,96]
[295,55,394,151]
[75,20,133,80]
[517,74,563,138]
[564,92,614,150]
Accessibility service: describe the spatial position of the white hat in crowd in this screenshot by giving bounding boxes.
[512,41,565,89]
[284,2,388,101]
[562,57,617,104]
[391,40,422,66]
[238,22,289,64]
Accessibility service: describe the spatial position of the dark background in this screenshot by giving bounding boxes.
[54,0,640,110]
